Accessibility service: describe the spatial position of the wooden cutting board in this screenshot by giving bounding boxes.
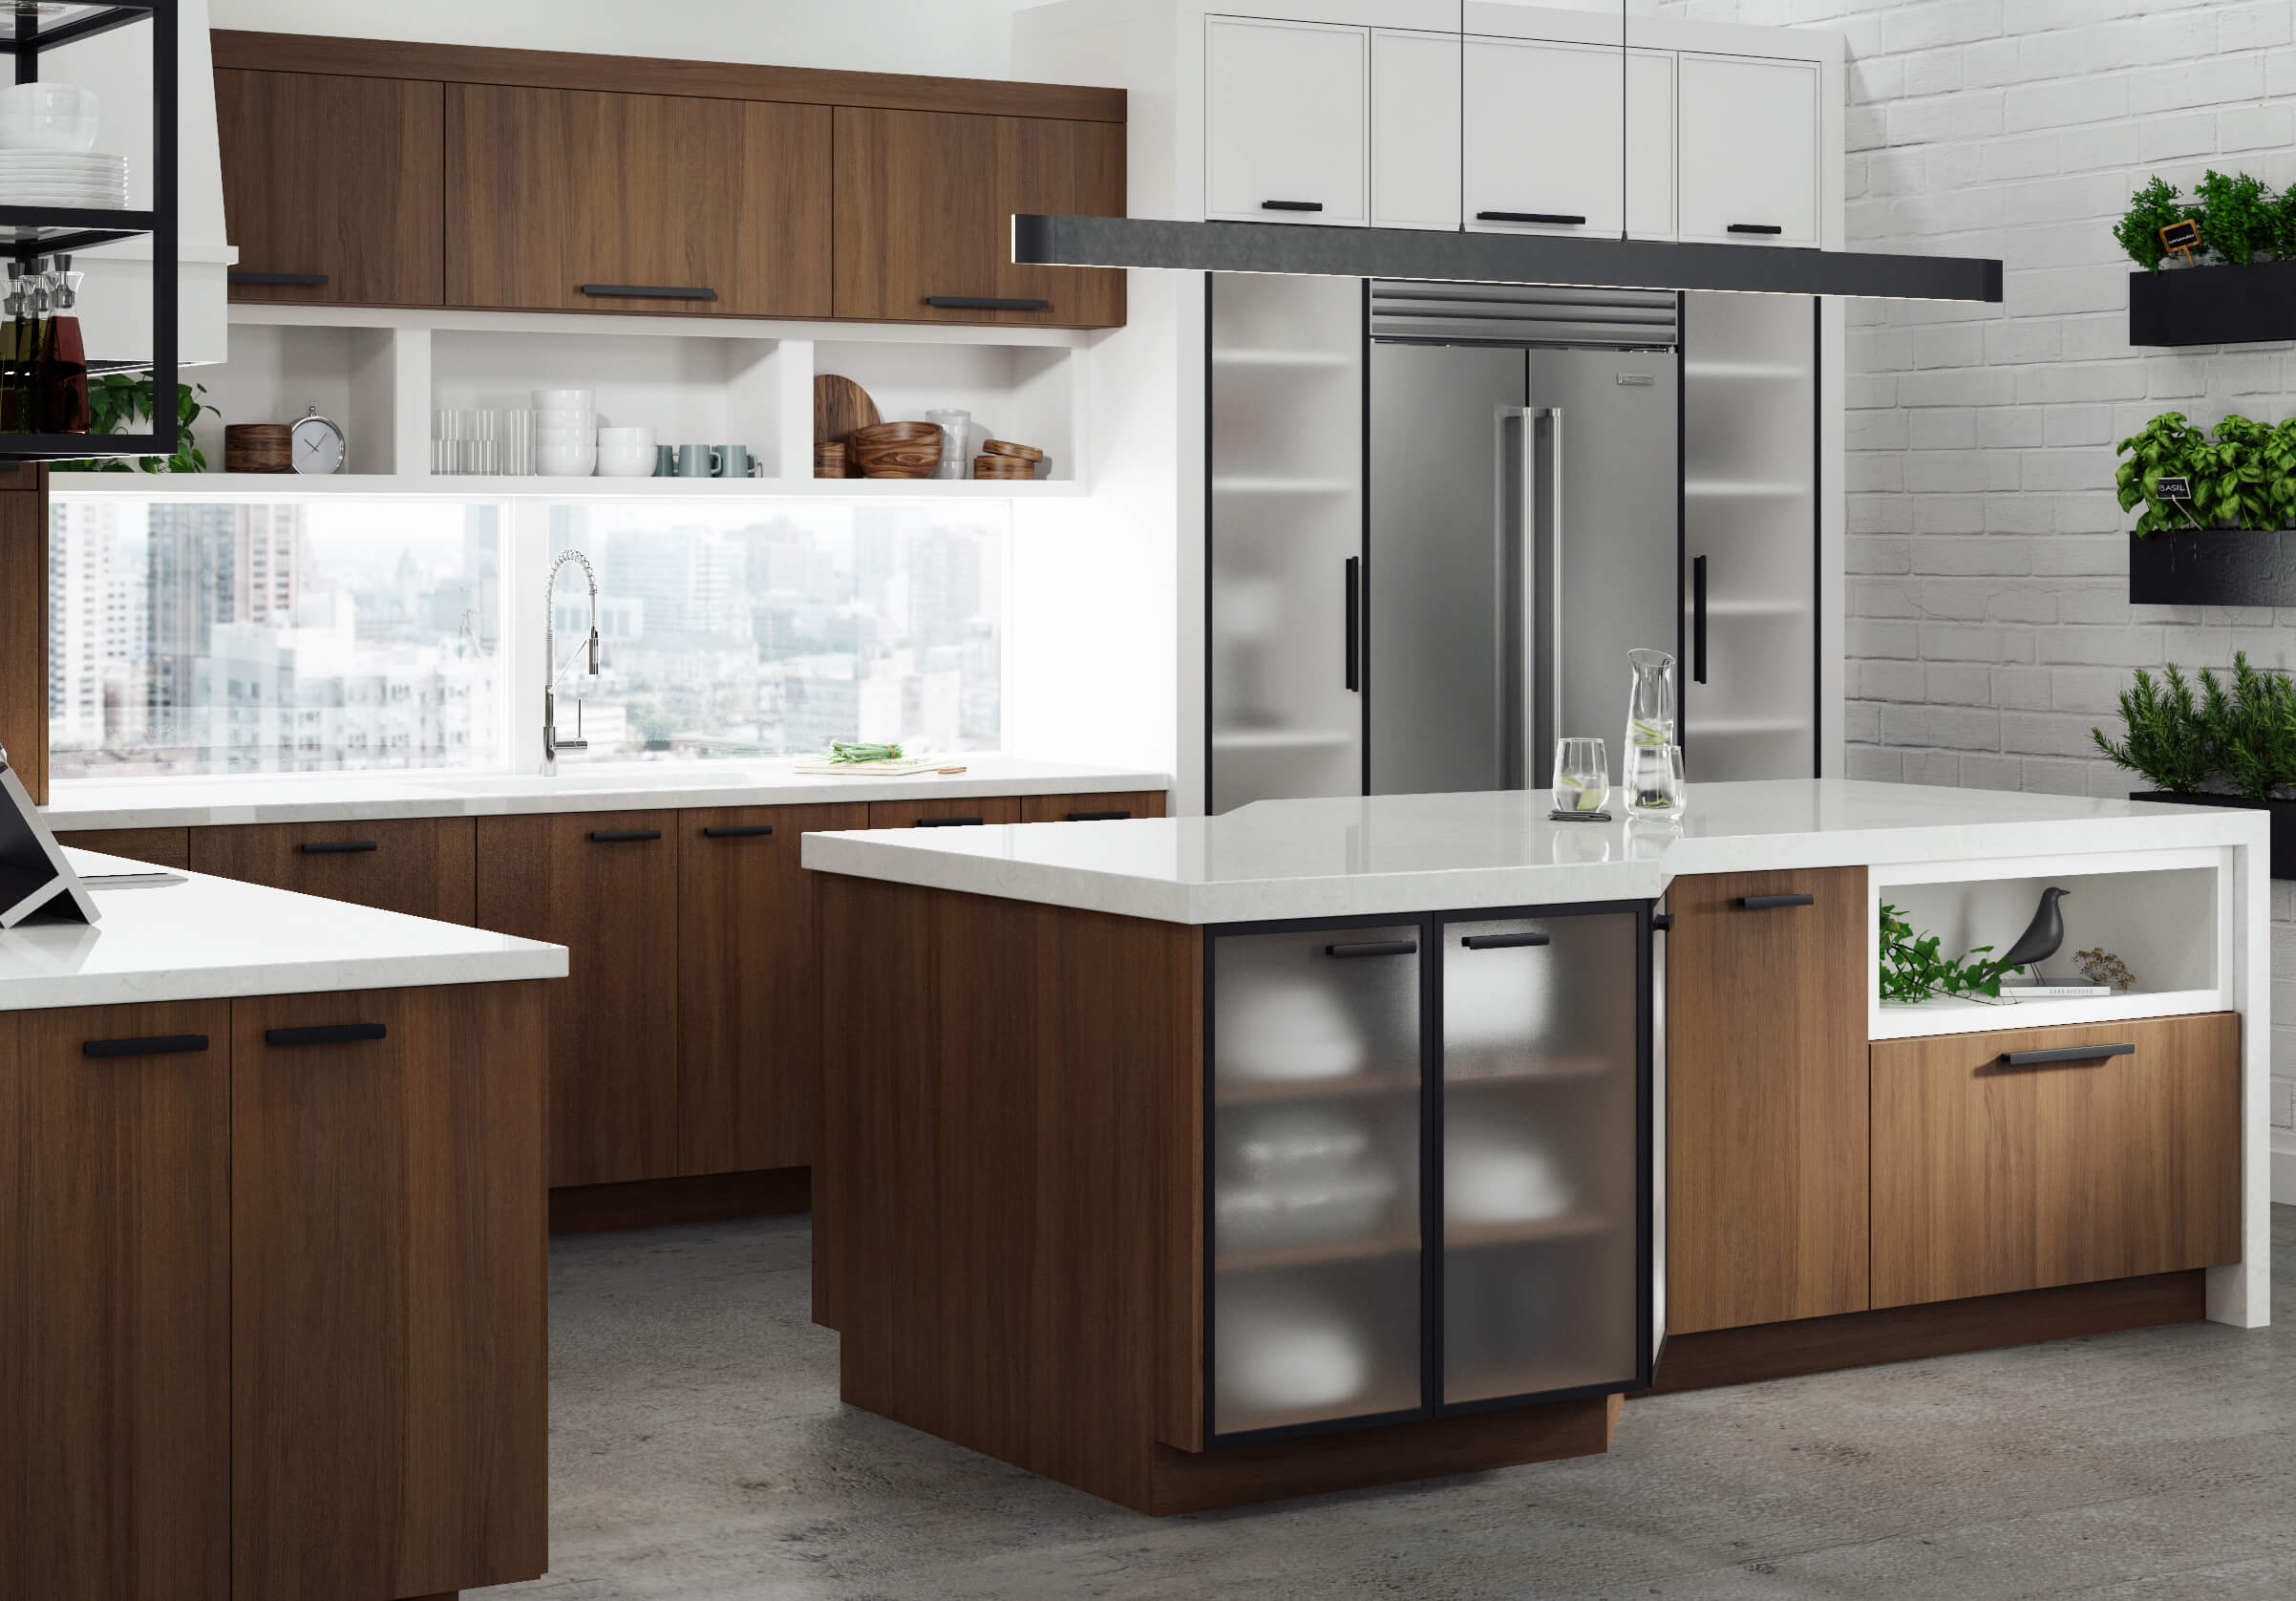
[813,374,881,480]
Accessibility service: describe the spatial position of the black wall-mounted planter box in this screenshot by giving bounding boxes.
[2130,790,2296,878]
[2129,259,2296,346]
[2128,528,2296,607]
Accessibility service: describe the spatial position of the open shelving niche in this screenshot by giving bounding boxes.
[1868,845,2231,1042]
[51,301,1094,498]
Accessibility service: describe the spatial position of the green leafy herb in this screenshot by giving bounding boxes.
[1879,902,2015,1004]
[2195,168,2275,266]
[828,741,905,764]
[2115,176,2190,272]
[2091,652,2296,800]
[2115,411,2207,536]
[51,374,215,475]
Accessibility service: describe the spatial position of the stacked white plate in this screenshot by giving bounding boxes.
[0,151,127,210]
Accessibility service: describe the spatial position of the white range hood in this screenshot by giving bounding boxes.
[50,0,231,369]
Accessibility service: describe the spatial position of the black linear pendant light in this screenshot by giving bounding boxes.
[1012,4,2001,303]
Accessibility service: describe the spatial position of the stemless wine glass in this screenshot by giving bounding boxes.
[1551,736,1609,814]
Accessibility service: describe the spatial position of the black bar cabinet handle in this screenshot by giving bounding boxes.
[1477,211,1585,224]
[590,829,662,843]
[701,824,774,839]
[1067,810,1132,822]
[1727,224,1785,235]
[1326,939,1418,958]
[1460,931,1551,950]
[1261,200,1323,212]
[580,283,718,301]
[229,269,329,287]
[2000,1042,2137,1067]
[924,295,1052,311]
[265,1022,388,1048]
[1739,893,1816,909]
[1344,556,1360,693]
[1651,913,1674,931]
[300,840,377,855]
[1692,555,1708,685]
[915,816,985,827]
[84,1034,208,1058]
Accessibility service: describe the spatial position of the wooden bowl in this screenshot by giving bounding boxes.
[981,438,1044,461]
[813,441,846,479]
[974,455,1036,480]
[847,420,943,479]
[225,423,292,473]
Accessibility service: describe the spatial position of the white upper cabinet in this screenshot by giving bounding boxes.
[1462,37,1620,237]
[1205,16,1370,226]
[1675,52,1819,245]
[1625,48,1675,240]
[1371,30,1460,231]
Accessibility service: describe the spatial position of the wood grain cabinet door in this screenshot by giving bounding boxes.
[53,826,191,868]
[1665,866,1869,1334]
[475,811,680,1186]
[186,818,476,925]
[0,1004,230,1601]
[865,795,1023,829]
[833,107,1125,328]
[446,83,832,317]
[1019,791,1169,822]
[216,68,443,306]
[675,802,866,1175]
[1870,1014,2241,1309]
[229,984,547,1601]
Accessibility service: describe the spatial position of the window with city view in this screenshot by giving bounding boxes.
[47,498,504,781]
[544,500,1006,760]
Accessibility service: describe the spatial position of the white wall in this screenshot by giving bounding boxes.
[207,0,1039,82]
[1658,0,2296,1162]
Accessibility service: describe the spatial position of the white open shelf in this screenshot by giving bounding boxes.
[1869,846,2231,1041]
[57,302,1096,501]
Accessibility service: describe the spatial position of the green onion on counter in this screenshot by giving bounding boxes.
[828,741,905,764]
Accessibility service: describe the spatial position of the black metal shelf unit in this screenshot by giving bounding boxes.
[0,1,175,459]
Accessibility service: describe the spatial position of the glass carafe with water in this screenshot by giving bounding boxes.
[1623,647,1686,818]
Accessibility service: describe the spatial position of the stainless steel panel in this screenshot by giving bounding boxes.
[1371,281,1679,348]
[1529,348,1682,764]
[1368,341,1526,796]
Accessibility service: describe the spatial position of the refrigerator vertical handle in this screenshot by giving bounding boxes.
[1344,556,1360,693]
[1692,554,1708,685]
[1497,406,1561,791]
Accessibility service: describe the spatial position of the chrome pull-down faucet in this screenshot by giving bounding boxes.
[542,547,601,776]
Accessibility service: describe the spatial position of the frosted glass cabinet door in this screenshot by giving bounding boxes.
[1210,923,1422,1437]
[1205,17,1369,225]
[1463,37,1623,237]
[1441,910,1644,1406]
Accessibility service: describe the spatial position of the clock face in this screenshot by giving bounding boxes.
[291,414,344,474]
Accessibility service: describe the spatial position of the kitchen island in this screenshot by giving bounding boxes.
[3,850,565,1601]
[802,779,2269,1513]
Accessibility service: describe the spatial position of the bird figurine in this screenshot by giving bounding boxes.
[1999,886,2071,984]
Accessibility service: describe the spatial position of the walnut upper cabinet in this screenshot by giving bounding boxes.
[216,69,444,306]
[446,84,833,318]
[1665,866,1869,1334]
[832,107,1125,329]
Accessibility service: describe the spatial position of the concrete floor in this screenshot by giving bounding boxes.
[496,1206,2296,1601]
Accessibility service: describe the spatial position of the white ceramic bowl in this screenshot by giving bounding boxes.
[532,389,594,410]
[597,425,653,445]
[536,429,594,449]
[0,83,100,153]
[537,442,596,477]
[596,443,656,478]
[533,406,594,428]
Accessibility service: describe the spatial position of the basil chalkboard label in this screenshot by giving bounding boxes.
[2156,476,2192,501]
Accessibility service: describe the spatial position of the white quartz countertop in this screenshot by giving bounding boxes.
[40,757,1171,831]
[799,779,2270,925]
[0,850,568,1012]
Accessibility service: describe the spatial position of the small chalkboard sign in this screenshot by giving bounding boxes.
[2156,476,2193,501]
[0,755,98,928]
[2158,217,2200,263]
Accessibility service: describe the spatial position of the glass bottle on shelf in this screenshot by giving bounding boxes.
[41,256,87,435]
[1623,648,1685,819]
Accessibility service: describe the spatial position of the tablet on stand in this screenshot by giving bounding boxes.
[0,755,99,928]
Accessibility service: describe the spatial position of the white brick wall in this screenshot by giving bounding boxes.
[1661,0,2296,1131]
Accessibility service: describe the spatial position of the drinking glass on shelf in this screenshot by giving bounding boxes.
[1551,736,1608,815]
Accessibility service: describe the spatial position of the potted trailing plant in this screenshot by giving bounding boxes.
[2124,169,2296,345]
[50,374,214,474]
[2093,653,2296,877]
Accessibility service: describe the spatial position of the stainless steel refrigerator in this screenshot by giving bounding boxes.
[1207,277,1815,812]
